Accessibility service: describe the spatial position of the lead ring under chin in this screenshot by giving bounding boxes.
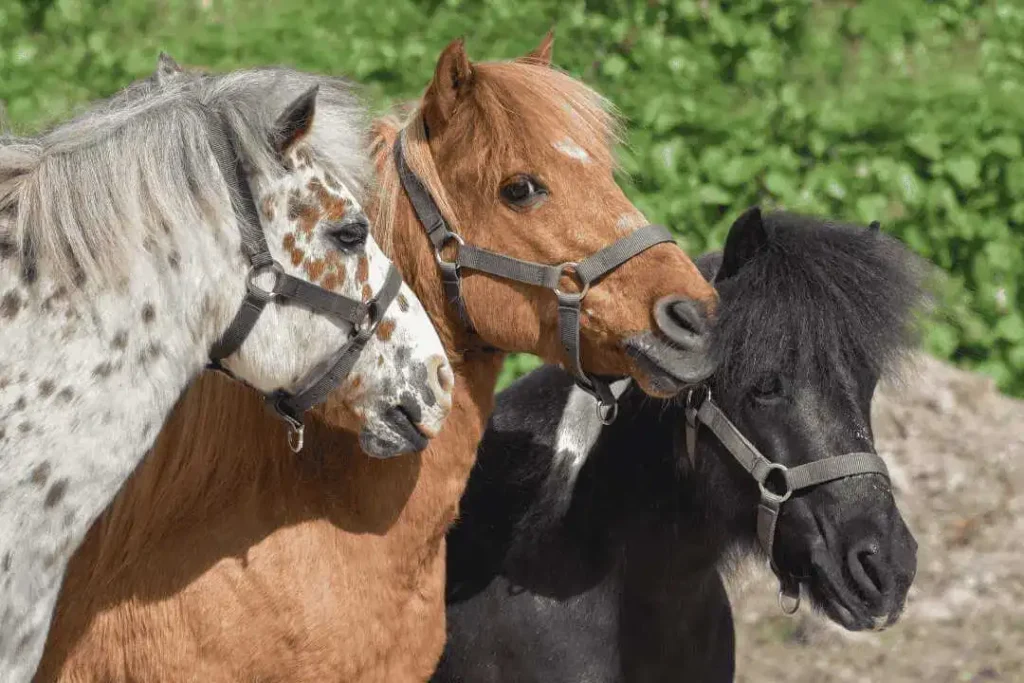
[778,585,801,615]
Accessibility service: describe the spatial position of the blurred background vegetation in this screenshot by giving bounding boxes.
[2,0,1022,395]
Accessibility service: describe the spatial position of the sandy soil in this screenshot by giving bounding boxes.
[728,354,1024,683]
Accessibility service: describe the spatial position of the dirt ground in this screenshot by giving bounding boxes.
[727,354,1024,683]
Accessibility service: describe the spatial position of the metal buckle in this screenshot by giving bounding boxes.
[434,232,465,268]
[246,260,283,301]
[759,462,793,504]
[553,262,590,299]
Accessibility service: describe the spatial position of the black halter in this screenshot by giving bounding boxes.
[683,387,891,614]
[393,129,675,424]
[204,113,403,452]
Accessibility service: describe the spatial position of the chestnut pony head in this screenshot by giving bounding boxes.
[372,34,717,397]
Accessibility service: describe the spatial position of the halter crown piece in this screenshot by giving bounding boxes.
[394,129,674,424]
[204,111,403,453]
[683,386,891,615]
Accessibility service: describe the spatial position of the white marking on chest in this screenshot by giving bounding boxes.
[550,379,633,488]
[553,137,591,163]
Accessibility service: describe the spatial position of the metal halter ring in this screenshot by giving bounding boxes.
[246,259,284,301]
[553,262,590,299]
[778,585,801,615]
[353,297,381,336]
[434,232,465,268]
[273,403,306,454]
[685,384,711,413]
[758,462,793,504]
[597,399,618,425]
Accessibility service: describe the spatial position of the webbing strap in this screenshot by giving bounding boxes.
[392,131,475,331]
[207,113,276,362]
[272,272,369,325]
[784,452,889,491]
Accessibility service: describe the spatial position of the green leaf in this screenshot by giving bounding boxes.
[907,132,943,160]
[855,194,888,223]
[944,156,982,190]
[987,134,1022,157]
[698,184,732,205]
[996,313,1024,342]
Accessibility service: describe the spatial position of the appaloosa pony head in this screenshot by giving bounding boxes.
[195,70,453,456]
[373,33,717,399]
[15,62,453,456]
[694,206,927,631]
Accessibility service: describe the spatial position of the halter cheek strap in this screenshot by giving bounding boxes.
[204,112,403,452]
[684,389,890,614]
[394,129,675,423]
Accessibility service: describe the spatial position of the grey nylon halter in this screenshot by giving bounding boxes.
[205,112,403,452]
[683,386,890,614]
[394,129,675,424]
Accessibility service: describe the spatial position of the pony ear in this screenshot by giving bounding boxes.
[868,220,881,233]
[716,206,767,283]
[154,51,183,86]
[422,38,474,137]
[272,85,319,158]
[518,30,554,66]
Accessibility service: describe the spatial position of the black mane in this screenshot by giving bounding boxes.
[709,211,930,399]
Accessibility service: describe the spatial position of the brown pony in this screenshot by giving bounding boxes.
[37,36,717,682]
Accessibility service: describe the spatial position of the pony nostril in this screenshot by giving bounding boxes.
[653,295,709,349]
[847,540,892,607]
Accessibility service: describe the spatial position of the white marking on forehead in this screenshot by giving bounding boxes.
[553,137,591,163]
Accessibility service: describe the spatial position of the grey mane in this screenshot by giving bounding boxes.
[0,67,369,288]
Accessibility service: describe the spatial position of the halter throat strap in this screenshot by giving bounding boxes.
[204,112,400,451]
[684,390,890,608]
[393,129,674,422]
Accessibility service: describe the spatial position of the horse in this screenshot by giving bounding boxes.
[0,66,451,682]
[36,34,718,682]
[433,206,929,683]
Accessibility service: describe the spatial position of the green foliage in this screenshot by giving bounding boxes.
[3,0,1022,395]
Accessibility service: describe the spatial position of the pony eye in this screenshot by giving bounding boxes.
[324,214,369,251]
[750,375,783,402]
[500,174,548,209]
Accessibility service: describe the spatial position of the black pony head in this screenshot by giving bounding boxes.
[696,206,929,631]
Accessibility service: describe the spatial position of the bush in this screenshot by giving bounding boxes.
[3,0,1021,395]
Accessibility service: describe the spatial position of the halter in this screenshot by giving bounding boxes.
[204,112,403,453]
[394,129,675,424]
[683,386,891,615]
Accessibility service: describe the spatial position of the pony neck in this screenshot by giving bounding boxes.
[0,242,236,679]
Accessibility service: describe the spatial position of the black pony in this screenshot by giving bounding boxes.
[433,207,928,682]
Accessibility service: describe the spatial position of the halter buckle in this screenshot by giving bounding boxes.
[759,462,793,504]
[553,262,590,299]
[246,259,284,301]
[433,232,465,268]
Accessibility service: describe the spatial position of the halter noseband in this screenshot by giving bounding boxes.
[204,112,403,452]
[394,129,674,424]
[684,387,890,614]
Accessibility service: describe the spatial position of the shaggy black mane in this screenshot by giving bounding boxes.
[709,210,932,397]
